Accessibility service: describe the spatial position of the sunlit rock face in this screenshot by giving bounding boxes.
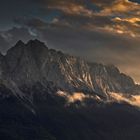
[0,39,139,100]
[89,63,136,96]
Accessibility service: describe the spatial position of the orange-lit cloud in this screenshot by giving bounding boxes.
[57,90,140,108]
[98,0,140,15]
[48,3,92,17]
[109,92,140,108]
[57,91,101,104]
[43,0,93,17]
[111,17,140,37]
[41,0,140,37]
[113,17,140,24]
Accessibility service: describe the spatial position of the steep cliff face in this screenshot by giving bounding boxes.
[89,63,135,96]
[0,39,138,100]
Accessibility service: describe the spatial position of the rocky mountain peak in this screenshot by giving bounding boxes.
[0,39,139,99]
[16,40,25,46]
[26,39,47,50]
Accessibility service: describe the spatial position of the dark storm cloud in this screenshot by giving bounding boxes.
[91,0,115,6]
[13,15,114,32]
[14,18,48,30]
[0,0,43,30]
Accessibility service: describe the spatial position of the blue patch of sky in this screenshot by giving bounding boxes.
[129,0,140,3]
[42,10,63,23]
[86,2,101,12]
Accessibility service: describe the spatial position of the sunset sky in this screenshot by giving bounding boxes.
[0,0,140,82]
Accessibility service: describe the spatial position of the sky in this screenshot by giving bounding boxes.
[0,0,140,83]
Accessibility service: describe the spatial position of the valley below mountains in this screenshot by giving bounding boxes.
[0,39,140,140]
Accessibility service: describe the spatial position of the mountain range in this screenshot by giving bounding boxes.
[0,39,140,140]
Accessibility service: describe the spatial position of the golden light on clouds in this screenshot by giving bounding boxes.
[110,92,140,108]
[57,91,101,103]
[57,91,140,108]
[57,91,87,103]
[113,17,140,26]
[47,1,93,16]
[99,0,140,15]
[68,92,86,103]
[103,25,137,37]
[44,0,140,37]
